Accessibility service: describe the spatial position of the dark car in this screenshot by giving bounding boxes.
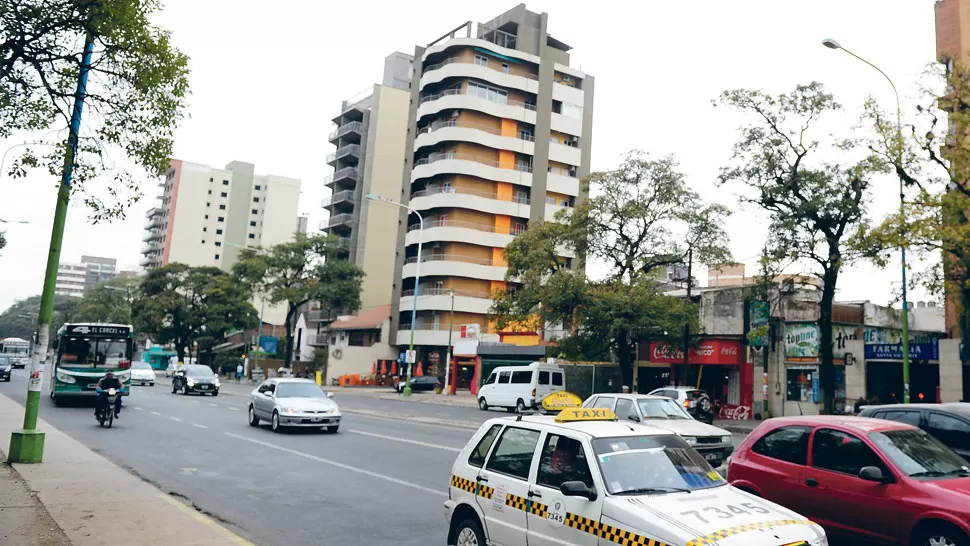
[171,364,221,396]
[647,386,714,424]
[396,376,440,393]
[859,403,970,461]
[0,356,11,382]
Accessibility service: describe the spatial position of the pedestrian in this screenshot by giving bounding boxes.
[236,362,244,383]
[853,396,866,414]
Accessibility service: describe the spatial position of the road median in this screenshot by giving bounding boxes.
[0,393,253,546]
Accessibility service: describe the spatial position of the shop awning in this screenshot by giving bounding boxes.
[475,47,521,64]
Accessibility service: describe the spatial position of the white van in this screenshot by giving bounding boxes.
[477,362,565,412]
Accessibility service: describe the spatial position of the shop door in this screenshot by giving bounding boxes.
[866,362,903,404]
[910,364,940,403]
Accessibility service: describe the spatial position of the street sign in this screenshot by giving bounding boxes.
[405,350,416,364]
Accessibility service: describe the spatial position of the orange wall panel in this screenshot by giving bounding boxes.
[496,182,513,202]
[490,280,507,294]
[492,247,507,267]
[498,150,514,170]
[494,215,511,235]
[500,119,518,137]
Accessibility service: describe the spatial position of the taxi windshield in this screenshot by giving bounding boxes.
[638,398,692,420]
[592,435,725,495]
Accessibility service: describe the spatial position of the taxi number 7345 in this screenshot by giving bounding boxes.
[680,503,771,524]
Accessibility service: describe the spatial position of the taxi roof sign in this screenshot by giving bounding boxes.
[540,391,583,412]
[555,407,618,423]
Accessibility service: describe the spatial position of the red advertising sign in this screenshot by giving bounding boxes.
[648,340,742,366]
[718,403,752,420]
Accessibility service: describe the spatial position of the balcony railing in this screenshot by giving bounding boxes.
[336,237,351,250]
[411,185,530,205]
[308,309,340,323]
[418,88,536,111]
[423,56,538,81]
[322,190,356,208]
[401,287,492,299]
[325,144,361,164]
[404,253,499,267]
[323,167,359,186]
[306,333,330,347]
[324,213,354,229]
[328,121,364,141]
[478,25,517,50]
[416,119,535,142]
[407,219,501,233]
[399,321,490,332]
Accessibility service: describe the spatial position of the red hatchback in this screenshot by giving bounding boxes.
[729,416,970,546]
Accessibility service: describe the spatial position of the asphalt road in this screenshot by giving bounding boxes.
[0,370,749,546]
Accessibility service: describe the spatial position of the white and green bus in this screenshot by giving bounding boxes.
[50,323,134,404]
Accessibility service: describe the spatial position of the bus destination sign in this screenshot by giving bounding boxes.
[65,325,130,337]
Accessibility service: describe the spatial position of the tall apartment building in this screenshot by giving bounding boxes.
[141,159,302,272]
[322,52,413,314]
[390,4,594,354]
[54,255,118,297]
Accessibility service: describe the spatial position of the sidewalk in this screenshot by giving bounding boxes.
[0,456,70,545]
[0,394,253,546]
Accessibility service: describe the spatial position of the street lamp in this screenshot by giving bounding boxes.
[822,37,912,403]
[366,193,422,397]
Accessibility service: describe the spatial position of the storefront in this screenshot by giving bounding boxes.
[646,338,752,419]
[783,322,855,414]
[864,338,940,404]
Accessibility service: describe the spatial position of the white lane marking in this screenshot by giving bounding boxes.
[347,429,461,453]
[209,403,218,407]
[170,416,183,422]
[150,411,161,416]
[226,407,239,411]
[224,433,446,498]
[193,424,208,429]
[134,407,143,411]
[191,400,200,404]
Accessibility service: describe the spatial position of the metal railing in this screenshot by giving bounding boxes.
[325,213,354,229]
[308,309,340,323]
[323,167,359,185]
[407,219,500,233]
[478,25,517,50]
[413,152,535,173]
[325,144,361,164]
[328,121,364,141]
[418,87,537,111]
[336,237,352,250]
[416,119,535,143]
[404,253,498,267]
[306,333,330,347]
[423,56,538,81]
[411,185,530,205]
[401,287,492,299]
[399,321,490,332]
[322,190,356,208]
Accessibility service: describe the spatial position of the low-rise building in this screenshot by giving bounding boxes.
[323,305,397,383]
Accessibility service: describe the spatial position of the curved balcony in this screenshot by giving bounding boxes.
[410,187,530,218]
[551,112,583,138]
[549,141,582,166]
[415,120,534,155]
[547,172,581,197]
[399,288,493,314]
[417,88,537,126]
[401,254,507,282]
[405,219,515,250]
[420,58,539,96]
[422,37,540,65]
[411,152,533,187]
[396,321,494,347]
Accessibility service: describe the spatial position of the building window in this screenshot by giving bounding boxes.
[545,196,555,205]
[248,233,255,239]
[561,102,584,120]
[467,81,507,105]
[501,63,509,74]
[219,204,226,210]
[208,190,212,195]
[205,214,209,219]
[202,227,207,232]
[206,202,211,207]
[562,199,571,207]
[221,192,227,197]
[442,181,452,193]
[215,241,222,247]
[254,185,261,191]
[474,54,488,67]
[253,197,259,203]
[215,254,220,260]
[512,222,526,235]
[218,216,225,222]
[519,129,533,141]
[209,177,213,182]
[251,209,258,214]
[250,221,257,227]
[201,240,206,244]
[223,180,229,185]
[216,229,223,235]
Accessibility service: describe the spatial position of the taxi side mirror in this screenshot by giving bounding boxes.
[561,481,597,501]
[326,392,334,399]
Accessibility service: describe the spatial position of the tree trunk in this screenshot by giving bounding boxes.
[175,341,185,363]
[283,303,296,369]
[615,329,633,390]
[818,263,839,414]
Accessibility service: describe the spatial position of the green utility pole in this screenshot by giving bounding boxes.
[8,35,95,464]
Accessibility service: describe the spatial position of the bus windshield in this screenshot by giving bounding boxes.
[59,337,130,367]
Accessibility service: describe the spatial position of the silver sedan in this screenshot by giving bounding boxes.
[248,378,341,433]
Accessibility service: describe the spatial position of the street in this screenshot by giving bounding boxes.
[0,369,751,545]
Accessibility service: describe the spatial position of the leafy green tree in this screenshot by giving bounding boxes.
[76,276,139,324]
[0,294,80,339]
[132,264,256,362]
[233,235,364,369]
[718,82,889,413]
[0,231,5,251]
[492,152,728,387]
[1,0,190,220]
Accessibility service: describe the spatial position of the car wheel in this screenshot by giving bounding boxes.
[454,515,486,546]
[271,411,281,433]
[171,383,177,394]
[515,399,526,413]
[478,398,488,411]
[912,523,968,546]
[181,384,189,396]
[248,405,259,427]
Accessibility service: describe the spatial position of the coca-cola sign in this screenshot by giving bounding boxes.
[647,339,742,365]
[718,403,751,421]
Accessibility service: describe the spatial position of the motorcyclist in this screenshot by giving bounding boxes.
[95,372,123,419]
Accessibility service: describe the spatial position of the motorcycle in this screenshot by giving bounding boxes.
[96,388,118,428]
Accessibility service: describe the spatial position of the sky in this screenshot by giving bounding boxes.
[0,0,944,315]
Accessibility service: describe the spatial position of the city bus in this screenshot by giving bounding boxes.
[0,337,31,368]
[50,323,133,404]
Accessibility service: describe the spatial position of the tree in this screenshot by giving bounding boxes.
[718,82,889,413]
[0,294,80,339]
[233,235,364,369]
[0,231,5,251]
[132,264,256,362]
[491,151,730,387]
[1,0,190,220]
[75,276,139,324]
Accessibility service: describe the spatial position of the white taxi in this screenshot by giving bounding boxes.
[444,393,826,546]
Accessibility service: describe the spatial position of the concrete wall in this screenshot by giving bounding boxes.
[843,340,866,402]
[259,174,301,249]
[325,321,398,383]
[940,339,964,402]
[169,162,228,268]
[222,161,255,270]
[699,288,745,336]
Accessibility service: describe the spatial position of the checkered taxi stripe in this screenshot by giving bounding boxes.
[685,519,814,546]
[565,513,668,546]
[449,475,494,500]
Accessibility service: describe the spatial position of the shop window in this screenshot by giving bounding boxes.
[786,368,815,403]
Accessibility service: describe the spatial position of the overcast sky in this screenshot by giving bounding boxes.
[0,0,943,315]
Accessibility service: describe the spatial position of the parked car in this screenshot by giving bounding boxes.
[249,378,341,433]
[396,376,440,393]
[729,415,970,546]
[647,386,715,423]
[0,356,10,382]
[129,362,156,386]
[859,403,970,461]
[171,364,220,396]
[477,361,565,412]
[582,393,735,466]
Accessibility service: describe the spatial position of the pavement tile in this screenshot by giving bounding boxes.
[0,454,70,546]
